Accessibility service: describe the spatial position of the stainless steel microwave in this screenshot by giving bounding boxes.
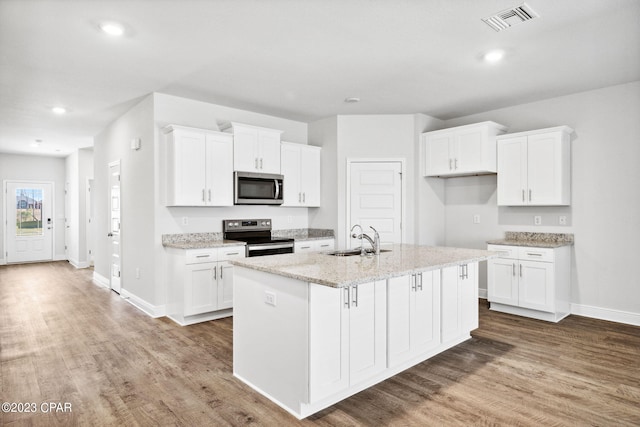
[234,171,284,205]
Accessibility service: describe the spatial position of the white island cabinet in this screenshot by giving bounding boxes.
[232,244,495,419]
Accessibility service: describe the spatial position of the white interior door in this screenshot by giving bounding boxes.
[109,162,121,294]
[5,181,53,263]
[86,178,94,266]
[349,161,403,247]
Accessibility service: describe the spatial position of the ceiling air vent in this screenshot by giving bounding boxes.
[482,2,539,32]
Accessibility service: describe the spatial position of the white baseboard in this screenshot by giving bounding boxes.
[69,259,91,269]
[571,303,640,327]
[54,254,67,261]
[92,271,109,288]
[478,288,487,299]
[120,289,166,318]
[0,259,5,266]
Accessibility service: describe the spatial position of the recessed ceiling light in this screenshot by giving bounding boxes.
[100,21,125,36]
[51,106,67,114]
[484,49,505,63]
[344,97,360,103]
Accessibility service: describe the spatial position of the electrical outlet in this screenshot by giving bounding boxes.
[559,215,567,225]
[473,214,480,224]
[264,291,277,306]
[182,217,188,226]
[534,216,542,226]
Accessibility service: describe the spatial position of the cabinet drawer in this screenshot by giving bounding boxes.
[487,244,519,259]
[186,249,217,264]
[218,246,246,261]
[518,247,554,263]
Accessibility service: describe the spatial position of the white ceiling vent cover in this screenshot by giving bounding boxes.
[482,3,539,32]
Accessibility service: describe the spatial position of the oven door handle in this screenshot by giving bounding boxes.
[274,179,280,200]
[247,244,293,251]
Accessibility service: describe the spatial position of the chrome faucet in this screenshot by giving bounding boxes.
[351,225,380,256]
[350,224,366,256]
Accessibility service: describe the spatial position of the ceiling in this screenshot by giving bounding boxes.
[1,0,639,157]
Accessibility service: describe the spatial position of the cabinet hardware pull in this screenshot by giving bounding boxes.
[303,192,306,203]
[352,285,358,308]
[522,189,525,202]
[255,158,258,169]
[299,192,302,203]
[208,189,211,202]
[454,158,458,170]
[202,189,206,202]
[344,287,350,308]
[196,254,210,258]
[529,189,532,201]
[220,265,223,279]
[213,266,217,280]
[320,244,330,248]
[301,246,310,249]
[520,264,523,277]
[513,263,516,276]
[418,273,423,291]
[260,158,263,169]
[411,274,416,291]
[225,252,239,256]
[527,253,543,257]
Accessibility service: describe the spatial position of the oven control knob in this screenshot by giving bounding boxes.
[261,221,266,226]
[266,221,270,226]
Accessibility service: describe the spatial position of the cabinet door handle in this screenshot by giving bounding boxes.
[303,192,306,203]
[196,254,211,258]
[411,274,416,291]
[202,189,206,202]
[255,158,259,169]
[529,189,532,201]
[454,158,458,170]
[519,264,523,277]
[417,273,423,291]
[260,158,263,169]
[213,266,217,280]
[344,287,350,308]
[208,189,211,202]
[299,192,302,203]
[352,285,358,308]
[512,263,516,276]
[527,252,543,257]
[300,246,311,249]
[220,265,223,279]
[522,189,525,202]
[224,252,240,256]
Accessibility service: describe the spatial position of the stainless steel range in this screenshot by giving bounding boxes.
[223,219,294,257]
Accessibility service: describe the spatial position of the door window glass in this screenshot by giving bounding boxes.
[15,188,43,236]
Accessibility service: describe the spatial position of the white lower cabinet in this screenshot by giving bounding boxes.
[387,271,441,367]
[294,238,335,253]
[167,245,245,325]
[309,280,387,402]
[487,244,571,322]
[441,263,478,345]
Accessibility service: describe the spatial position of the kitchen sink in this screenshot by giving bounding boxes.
[326,248,391,257]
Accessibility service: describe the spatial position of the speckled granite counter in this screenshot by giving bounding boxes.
[230,244,499,288]
[487,232,574,248]
[162,232,245,249]
[271,228,334,241]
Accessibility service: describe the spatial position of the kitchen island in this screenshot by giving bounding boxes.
[231,244,498,419]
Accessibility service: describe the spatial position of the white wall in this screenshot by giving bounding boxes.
[93,94,156,305]
[309,114,443,248]
[441,81,640,316]
[64,148,93,268]
[0,153,67,263]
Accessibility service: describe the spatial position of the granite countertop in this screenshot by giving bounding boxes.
[162,232,246,249]
[230,244,500,288]
[271,228,335,241]
[487,232,574,248]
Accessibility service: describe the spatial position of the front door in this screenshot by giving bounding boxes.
[349,161,403,246]
[5,181,54,263]
[108,161,121,294]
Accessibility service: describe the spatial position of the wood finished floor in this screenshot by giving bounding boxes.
[1,261,639,426]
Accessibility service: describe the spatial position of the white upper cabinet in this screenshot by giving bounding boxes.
[422,121,507,177]
[281,142,321,207]
[497,126,573,206]
[164,125,233,206]
[221,122,283,174]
